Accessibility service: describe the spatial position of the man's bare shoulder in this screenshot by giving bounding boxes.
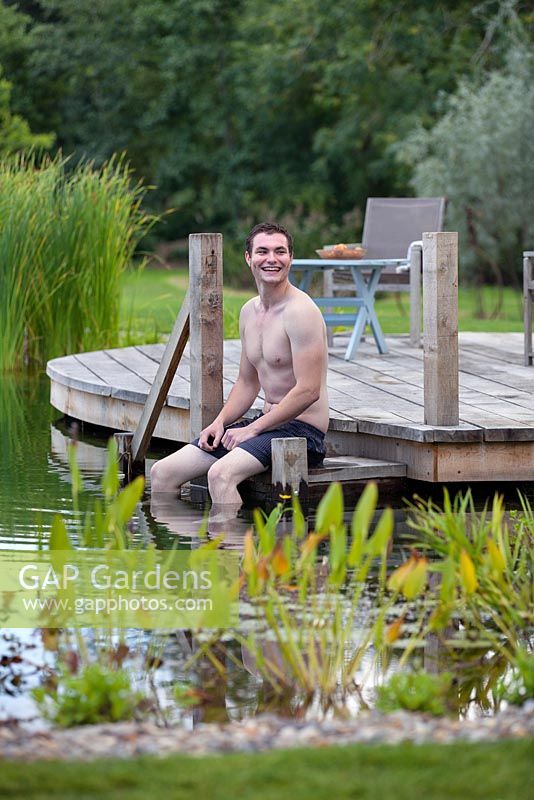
[283,287,326,339]
[285,286,325,320]
[239,296,259,323]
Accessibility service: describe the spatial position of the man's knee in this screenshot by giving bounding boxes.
[150,460,174,493]
[206,460,232,494]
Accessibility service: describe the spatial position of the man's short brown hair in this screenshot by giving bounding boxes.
[245,222,293,257]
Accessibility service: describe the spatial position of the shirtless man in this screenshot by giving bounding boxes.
[150,221,329,506]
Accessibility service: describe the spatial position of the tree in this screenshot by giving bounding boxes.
[1,0,531,253]
[0,67,54,156]
[396,44,534,298]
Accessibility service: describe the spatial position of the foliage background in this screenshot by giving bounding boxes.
[0,0,532,284]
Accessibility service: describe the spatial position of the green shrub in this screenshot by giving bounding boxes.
[32,662,146,727]
[376,671,454,716]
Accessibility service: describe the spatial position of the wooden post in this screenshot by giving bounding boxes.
[189,233,224,439]
[523,252,534,366]
[271,438,308,503]
[323,269,334,346]
[423,232,459,426]
[131,292,190,464]
[114,431,134,481]
[409,242,422,348]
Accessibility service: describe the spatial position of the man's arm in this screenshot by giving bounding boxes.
[198,306,260,450]
[222,299,326,448]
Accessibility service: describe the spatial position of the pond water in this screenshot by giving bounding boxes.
[0,374,527,728]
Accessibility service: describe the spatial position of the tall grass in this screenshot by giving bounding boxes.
[0,154,153,371]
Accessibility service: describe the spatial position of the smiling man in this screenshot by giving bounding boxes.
[150,221,329,506]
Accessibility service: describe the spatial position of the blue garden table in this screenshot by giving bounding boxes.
[291,257,408,360]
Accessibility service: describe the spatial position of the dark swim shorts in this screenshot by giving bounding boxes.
[191,415,326,468]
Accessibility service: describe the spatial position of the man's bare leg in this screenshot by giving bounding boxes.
[207,448,267,505]
[150,444,217,493]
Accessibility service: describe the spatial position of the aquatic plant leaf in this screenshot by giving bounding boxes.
[300,532,326,559]
[257,556,270,581]
[92,499,104,549]
[329,523,347,575]
[195,536,224,554]
[385,616,404,644]
[387,556,417,593]
[402,557,428,599]
[291,494,306,539]
[314,482,343,535]
[253,507,277,555]
[365,507,393,556]
[114,476,144,527]
[428,603,453,631]
[439,556,456,603]
[272,541,290,577]
[67,442,83,510]
[102,438,120,500]
[459,549,478,594]
[348,482,378,566]
[243,530,256,576]
[487,538,506,577]
[49,513,73,551]
[490,494,505,540]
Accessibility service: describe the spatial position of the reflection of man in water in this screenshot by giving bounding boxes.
[150,222,329,507]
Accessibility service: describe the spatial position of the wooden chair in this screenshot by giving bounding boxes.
[323,197,446,347]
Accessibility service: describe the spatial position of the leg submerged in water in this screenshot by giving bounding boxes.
[150,444,217,493]
[207,448,267,506]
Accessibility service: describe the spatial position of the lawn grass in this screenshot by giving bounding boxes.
[121,267,523,342]
[120,266,253,341]
[0,739,532,800]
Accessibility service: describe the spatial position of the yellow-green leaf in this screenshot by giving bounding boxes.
[291,494,306,539]
[114,476,144,527]
[314,482,343,535]
[487,538,506,576]
[459,549,478,594]
[365,507,393,556]
[243,530,256,575]
[102,437,120,500]
[387,556,416,593]
[348,482,378,566]
[402,557,428,599]
[49,514,72,551]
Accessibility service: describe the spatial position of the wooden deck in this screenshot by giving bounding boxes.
[47,332,534,483]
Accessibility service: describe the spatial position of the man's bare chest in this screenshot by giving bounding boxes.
[244,315,292,370]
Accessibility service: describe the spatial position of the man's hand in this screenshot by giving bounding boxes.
[198,419,225,451]
[221,423,257,450]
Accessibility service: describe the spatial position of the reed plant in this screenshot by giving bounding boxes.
[0,153,153,371]
[187,483,401,714]
[189,485,533,717]
[404,490,534,665]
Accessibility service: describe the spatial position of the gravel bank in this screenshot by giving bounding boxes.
[1,703,532,761]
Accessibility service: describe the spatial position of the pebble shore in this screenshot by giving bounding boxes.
[1,703,532,761]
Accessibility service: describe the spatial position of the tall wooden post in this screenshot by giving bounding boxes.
[409,242,422,348]
[423,232,459,426]
[189,233,224,439]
